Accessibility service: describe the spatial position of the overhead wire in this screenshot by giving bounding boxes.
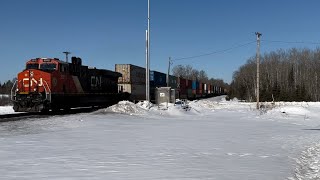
[262,40,320,45]
[171,39,320,62]
[172,41,256,61]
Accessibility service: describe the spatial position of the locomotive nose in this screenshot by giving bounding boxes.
[20,70,45,93]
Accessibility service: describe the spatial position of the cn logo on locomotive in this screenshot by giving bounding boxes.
[91,76,102,87]
[23,77,43,87]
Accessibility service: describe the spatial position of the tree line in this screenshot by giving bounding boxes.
[0,80,15,105]
[229,48,320,102]
[171,64,229,90]
[0,80,14,94]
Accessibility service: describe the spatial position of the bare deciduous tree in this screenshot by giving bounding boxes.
[230,48,320,102]
[172,64,228,90]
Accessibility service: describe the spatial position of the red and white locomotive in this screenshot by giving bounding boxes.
[12,57,128,112]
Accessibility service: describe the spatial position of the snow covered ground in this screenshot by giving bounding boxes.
[1,96,320,179]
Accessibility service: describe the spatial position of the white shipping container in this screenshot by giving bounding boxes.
[118,83,146,101]
[115,64,146,84]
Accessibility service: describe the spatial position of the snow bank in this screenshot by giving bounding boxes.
[266,103,312,118]
[188,96,254,113]
[93,96,255,117]
[95,101,149,115]
[0,95,316,122]
[258,102,320,128]
[95,100,202,117]
[0,106,14,114]
[278,106,310,116]
[136,101,153,109]
[189,99,218,110]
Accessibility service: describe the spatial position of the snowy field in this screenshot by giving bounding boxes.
[1,96,320,179]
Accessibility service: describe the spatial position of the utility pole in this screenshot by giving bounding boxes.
[63,51,71,63]
[145,0,151,101]
[146,29,149,101]
[167,57,172,87]
[255,32,262,110]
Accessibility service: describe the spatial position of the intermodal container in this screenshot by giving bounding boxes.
[169,75,177,89]
[149,85,156,101]
[192,80,198,90]
[208,84,212,94]
[198,82,203,95]
[118,83,146,101]
[115,64,146,84]
[192,89,197,97]
[178,77,187,99]
[186,79,192,89]
[187,88,193,99]
[203,83,207,95]
[150,71,166,87]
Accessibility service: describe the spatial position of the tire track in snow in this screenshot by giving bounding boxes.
[290,143,320,180]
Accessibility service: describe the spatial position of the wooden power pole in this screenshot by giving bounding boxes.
[255,32,262,110]
[145,0,151,101]
[167,57,172,87]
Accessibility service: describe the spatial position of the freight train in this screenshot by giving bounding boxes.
[11,57,224,112]
[11,57,129,112]
[115,64,225,102]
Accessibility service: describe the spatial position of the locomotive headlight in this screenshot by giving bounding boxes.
[34,88,37,92]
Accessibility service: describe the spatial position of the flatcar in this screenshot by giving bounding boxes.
[12,57,128,112]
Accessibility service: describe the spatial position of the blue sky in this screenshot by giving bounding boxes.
[1,0,320,84]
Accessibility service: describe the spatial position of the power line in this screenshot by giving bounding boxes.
[173,41,256,61]
[171,39,320,63]
[262,40,320,45]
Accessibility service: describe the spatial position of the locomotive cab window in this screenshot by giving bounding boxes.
[40,63,57,72]
[26,63,39,70]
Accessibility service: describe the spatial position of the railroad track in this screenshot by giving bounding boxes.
[0,112,43,122]
[0,107,99,123]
